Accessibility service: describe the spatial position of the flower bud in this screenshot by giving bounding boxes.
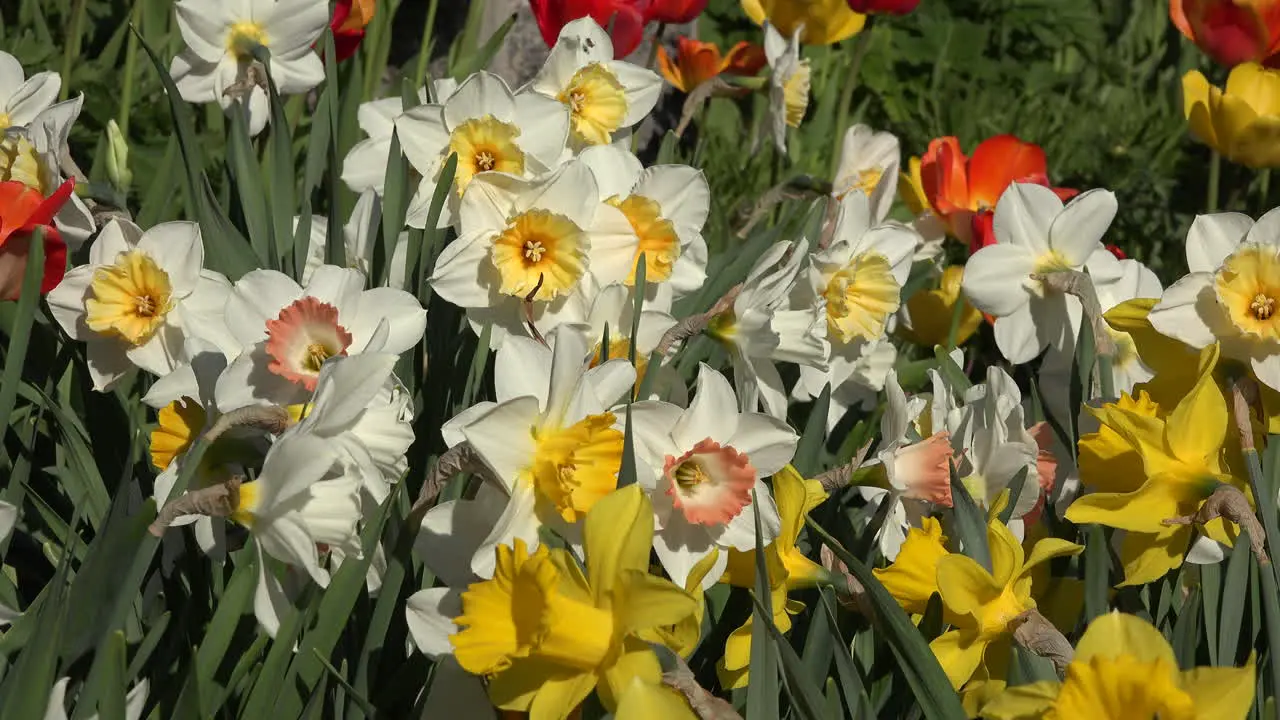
[105,119,132,193]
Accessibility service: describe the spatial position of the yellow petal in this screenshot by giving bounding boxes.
[585,485,653,601]
[772,464,828,550]
[615,678,697,720]
[929,629,988,689]
[718,617,754,689]
[1226,62,1280,116]
[1020,537,1084,578]
[1215,92,1262,162]
[1064,476,1190,534]
[1165,346,1226,467]
[1183,70,1219,148]
[1231,115,1280,168]
[1075,611,1178,667]
[1117,525,1192,587]
[598,637,664,712]
[899,157,929,215]
[740,0,766,25]
[935,554,1002,620]
[489,658,594,719]
[751,0,866,45]
[613,569,698,636]
[873,517,949,615]
[979,681,1060,720]
[1180,656,1256,718]
[986,519,1026,587]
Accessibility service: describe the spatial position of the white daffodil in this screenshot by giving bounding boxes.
[0,51,60,131]
[960,183,1121,365]
[626,364,798,590]
[396,71,570,229]
[708,240,828,419]
[340,83,437,195]
[764,23,809,154]
[301,190,409,290]
[233,432,361,636]
[793,192,919,429]
[579,145,710,303]
[527,18,662,150]
[1,94,96,248]
[215,265,426,410]
[1148,210,1280,391]
[48,220,238,391]
[430,158,601,346]
[170,0,328,136]
[565,278,684,403]
[290,353,414,503]
[0,501,18,626]
[832,124,900,224]
[144,339,241,560]
[442,329,635,577]
[44,677,149,720]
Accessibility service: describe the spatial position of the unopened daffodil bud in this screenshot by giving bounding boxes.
[105,119,132,194]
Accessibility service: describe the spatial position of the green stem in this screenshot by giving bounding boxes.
[118,0,144,134]
[829,19,876,178]
[1261,169,1272,214]
[1207,150,1221,213]
[362,0,401,101]
[944,288,964,350]
[413,0,442,89]
[59,0,89,102]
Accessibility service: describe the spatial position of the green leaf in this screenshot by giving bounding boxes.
[1218,533,1252,665]
[746,489,780,720]
[1082,524,1110,624]
[947,463,990,572]
[189,551,258,715]
[819,590,874,717]
[224,106,273,267]
[313,649,377,717]
[450,10,514,79]
[807,518,967,720]
[748,591,826,720]
[253,45,296,273]
[931,346,971,394]
[0,227,43,477]
[377,129,410,287]
[73,630,126,720]
[411,153,457,301]
[794,383,831,477]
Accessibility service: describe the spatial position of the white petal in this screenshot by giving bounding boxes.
[635,165,710,233]
[992,303,1043,365]
[175,0,233,63]
[717,479,782,550]
[226,269,303,345]
[264,0,329,55]
[512,91,571,169]
[1048,189,1116,267]
[5,72,61,126]
[728,414,798,477]
[471,482,542,578]
[530,18,614,96]
[416,489,507,587]
[257,434,339,510]
[348,288,427,355]
[961,244,1035,316]
[673,364,741,448]
[138,221,204,295]
[653,519,721,591]
[461,397,541,488]
[301,354,397,436]
[1188,212,1253,273]
[993,182,1062,253]
[1147,273,1219,348]
[405,587,462,658]
[577,145,643,199]
[608,61,662,126]
[1251,350,1280,394]
[253,544,291,637]
[443,71,515,128]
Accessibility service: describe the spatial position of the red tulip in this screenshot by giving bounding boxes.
[323,0,375,62]
[648,0,707,23]
[0,179,74,301]
[1171,0,1280,67]
[846,0,920,15]
[529,0,652,58]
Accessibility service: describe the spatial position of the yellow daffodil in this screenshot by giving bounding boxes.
[873,516,950,616]
[718,465,831,688]
[928,520,1082,689]
[982,612,1255,719]
[449,486,697,720]
[1066,344,1251,586]
[899,266,983,348]
[1184,62,1280,168]
[741,0,866,45]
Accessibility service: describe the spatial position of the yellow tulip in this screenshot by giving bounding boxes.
[1184,62,1280,168]
[898,265,983,348]
[983,613,1255,719]
[741,0,866,45]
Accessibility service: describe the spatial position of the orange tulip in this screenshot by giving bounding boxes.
[0,179,73,301]
[915,135,1076,253]
[1171,0,1280,67]
[657,36,767,93]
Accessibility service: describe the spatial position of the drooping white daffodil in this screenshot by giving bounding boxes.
[170,0,328,136]
[340,84,437,195]
[562,277,684,403]
[626,364,798,590]
[48,220,238,391]
[45,677,149,720]
[1147,209,1280,391]
[442,328,635,577]
[960,182,1122,365]
[290,352,414,503]
[793,192,919,429]
[234,432,361,636]
[215,265,427,410]
[764,22,809,154]
[301,190,410,290]
[431,158,601,346]
[0,51,60,131]
[0,501,18,626]
[578,145,710,304]
[832,124,901,224]
[527,18,662,150]
[1,93,97,248]
[396,71,570,228]
[707,240,828,419]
